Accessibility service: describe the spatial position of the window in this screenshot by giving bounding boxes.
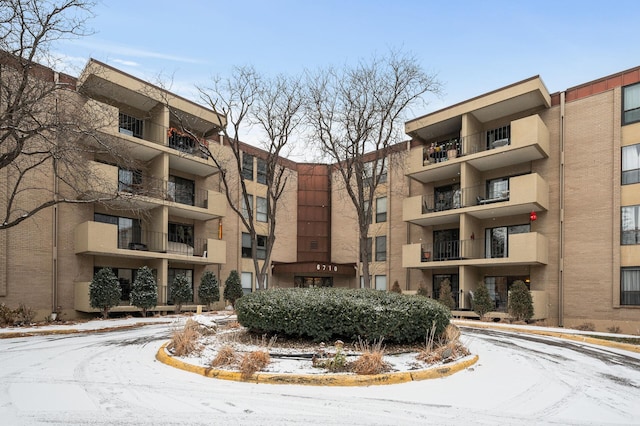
[257,196,268,222]
[169,223,194,248]
[376,161,387,184]
[374,275,386,291]
[242,153,254,180]
[363,160,387,186]
[483,276,529,312]
[375,235,387,261]
[485,224,530,258]
[486,177,509,200]
[433,274,459,307]
[622,144,640,184]
[242,194,252,220]
[94,213,141,250]
[621,267,640,305]
[622,206,640,244]
[623,83,640,125]
[168,175,195,206]
[486,124,510,149]
[433,229,459,260]
[241,272,253,294]
[376,197,387,222]
[241,233,267,259]
[168,268,193,304]
[118,168,142,193]
[360,237,372,262]
[118,112,143,138]
[257,158,267,184]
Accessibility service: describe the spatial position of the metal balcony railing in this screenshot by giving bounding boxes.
[117,228,208,257]
[420,184,510,214]
[118,174,209,208]
[421,125,512,165]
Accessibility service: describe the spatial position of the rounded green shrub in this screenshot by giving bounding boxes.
[508,280,534,321]
[235,288,451,344]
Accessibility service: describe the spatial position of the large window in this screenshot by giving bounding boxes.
[375,235,387,261]
[168,223,194,256]
[242,153,254,180]
[622,205,640,244]
[94,213,142,250]
[118,112,143,138]
[168,175,195,206]
[257,158,267,184]
[376,197,387,222]
[256,196,268,222]
[374,275,386,291]
[621,267,640,305]
[168,268,193,305]
[622,144,640,185]
[485,224,530,258]
[486,177,510,200]
[623,83,640,125]
[483,276,529,312]
[118,168,142,193]
[241,272,253,294]
[241,233,267,259]
[433,274,459,308]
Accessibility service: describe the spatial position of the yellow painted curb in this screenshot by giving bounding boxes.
[455,321,640,354]
[156,343,478,386]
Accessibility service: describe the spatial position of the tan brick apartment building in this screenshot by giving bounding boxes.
[1,58,639,333]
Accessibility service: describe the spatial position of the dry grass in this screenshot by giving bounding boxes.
[210,345,238,367]
[168,321,201,356]
[240,350,271,379]
[574,322,596,332]
[417,324,469,365]
[351,338,390,375]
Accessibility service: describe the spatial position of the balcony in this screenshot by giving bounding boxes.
[403,173,548,226]
[74,221,226,264]
[406,114,550,183]
[81,161,226,220]
[402,232,548,268]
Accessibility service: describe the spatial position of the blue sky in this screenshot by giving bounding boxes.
[57,0,640,129]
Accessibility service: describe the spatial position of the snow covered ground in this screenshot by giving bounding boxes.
[1,314,639,425]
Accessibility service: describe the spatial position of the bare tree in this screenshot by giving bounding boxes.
[0,0,134,230]
[192,67,304,291]
[306,50,441,289]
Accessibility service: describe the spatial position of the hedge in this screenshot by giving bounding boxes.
[235,288,451,344]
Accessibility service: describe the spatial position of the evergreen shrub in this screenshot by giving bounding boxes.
[130,266,157,317]
[224,270,244,308]
[438,278,456,310]
[508,280,534,321]
[170,274,193,313]
[198,271,220,307]
[235,288,451,344]
[472,282,494,319]
[90,267,122,319]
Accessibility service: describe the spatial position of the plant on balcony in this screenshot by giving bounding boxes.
[438,279,456,310]
[508,280,534,322]
[90,268,122,319]
[170,275,193,314]
[130,266,158,317]
[198,271,220,308]
[471,282,493,320]
[224,270,244,309]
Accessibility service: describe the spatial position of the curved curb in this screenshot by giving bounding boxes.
[455,321,640,354]
[156,342,479,386]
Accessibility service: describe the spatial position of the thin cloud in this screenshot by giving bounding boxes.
[112,59,140,67]
[73,39,204,64]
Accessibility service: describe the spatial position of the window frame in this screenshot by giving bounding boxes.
[374,275,387,291]
[621,267,640,305]
[241,271,253,295]
[622,144,640,185]
[242,153,254,181]
[376,196,387,222]
[168,175,195,206]
[375,235,387,261]
[622,205,640,245]
[623,83,640,126]
[257,158,267,184]
[256,196,268,222]
[485,224,530,258]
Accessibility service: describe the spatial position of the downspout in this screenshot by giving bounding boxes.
[405,140,411,291]
[558,92,566,327]
[52,73,60,316]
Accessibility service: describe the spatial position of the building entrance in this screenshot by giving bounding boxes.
[294,276,333,288]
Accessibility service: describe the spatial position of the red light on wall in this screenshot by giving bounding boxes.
[530,211,537,221]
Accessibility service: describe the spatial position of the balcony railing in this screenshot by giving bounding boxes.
[118,174,209,208]
[404,232,547,268]
[116,228,207,257]
[168,128,208,159]
[421,183,510,214]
